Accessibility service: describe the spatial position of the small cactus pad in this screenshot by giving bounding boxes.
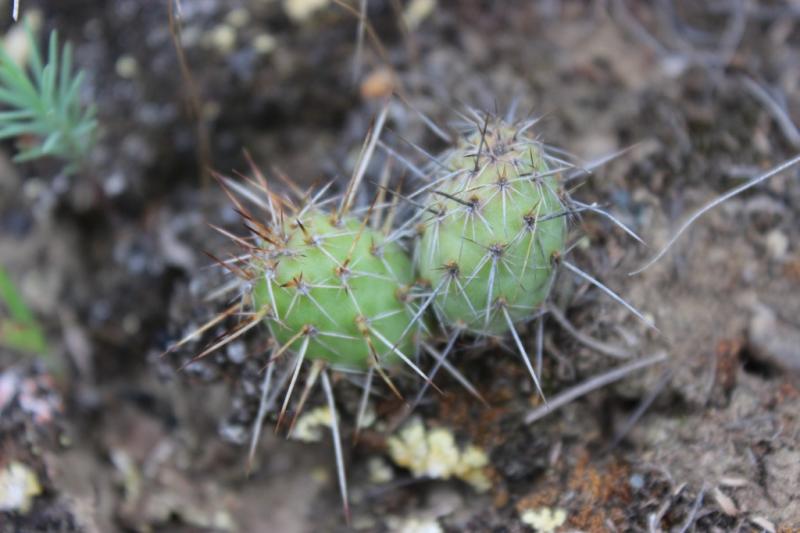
[251,210,418,370]
[417,118,566,334]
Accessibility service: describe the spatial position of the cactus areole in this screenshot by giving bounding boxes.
[417,120,566,335]
[251,210,418,370]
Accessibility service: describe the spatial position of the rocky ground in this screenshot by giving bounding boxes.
[1,1,799,532]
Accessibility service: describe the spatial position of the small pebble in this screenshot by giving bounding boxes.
[283,0,330,23]
[103,172,127,197]
[218,422,247,445]
[115,55,138,79]
[225,8,249,28]
[749,303,800,373]
[226,342,247,364]
[765,229,788,260]
[252,33,277,55]
[3,10,43,65]
[403,0,436,30]
[388,516,443,533]
[209,25,236,54]
[360,67,396,100]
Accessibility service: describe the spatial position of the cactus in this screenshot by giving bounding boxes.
[167,109,438,523]
[250,209,419,371]
[180,176,424,523]
[168,108,656,524]
[416,116,567,335]
[400,111,655,400]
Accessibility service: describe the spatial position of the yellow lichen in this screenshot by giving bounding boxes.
[0,462,42,514]
[425,428,461,478]
[455,445,491,492]
[519,507,567,533]
[367,457,394,484]
[289,406,332,442]
[387,417,490,491]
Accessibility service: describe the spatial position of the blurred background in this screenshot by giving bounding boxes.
[0,1,799,531]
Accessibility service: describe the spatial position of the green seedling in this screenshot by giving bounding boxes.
[0,266,47,355]
[0,24,96,173]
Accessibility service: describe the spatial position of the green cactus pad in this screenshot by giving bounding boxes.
[251,210,418,370]
[417,120,566,334]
